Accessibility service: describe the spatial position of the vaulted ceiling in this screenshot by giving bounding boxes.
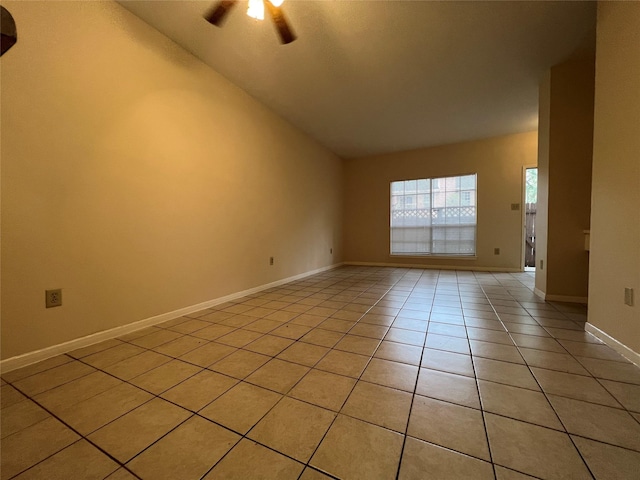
[118,1,596,158]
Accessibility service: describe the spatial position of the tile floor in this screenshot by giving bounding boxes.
[2,266,640,479]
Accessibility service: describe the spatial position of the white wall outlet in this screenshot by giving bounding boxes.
[624,288,634,306]
[46,289,62,308]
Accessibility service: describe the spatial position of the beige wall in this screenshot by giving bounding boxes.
[343,131,538,270]
[0,1,343,360]
[588,2,640,353]
[535,56,595,300]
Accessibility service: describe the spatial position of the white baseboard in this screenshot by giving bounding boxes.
[532,288,588,305]
[0,263,343,374]
[585,322,640,367]
[343,261,521,273]
[545,294,588,304]
[533,287,546,300]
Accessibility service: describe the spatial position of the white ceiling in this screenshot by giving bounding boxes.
[118,0,596,158]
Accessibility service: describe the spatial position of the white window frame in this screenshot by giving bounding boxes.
[390,174,477,256]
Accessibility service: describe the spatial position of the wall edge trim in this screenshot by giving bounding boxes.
[585,322,640,367]
[0,262,344,374]
[343,261,521,272]
[533,287,546,300]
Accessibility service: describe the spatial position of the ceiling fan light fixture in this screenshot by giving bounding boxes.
[247,0,264,20]
[269,0,285,7]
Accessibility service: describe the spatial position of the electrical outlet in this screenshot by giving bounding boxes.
[511,203,520,211]
[494,248,500,255]
[269,257,274,266]
[45,289,62,308]
[624,288,634,306]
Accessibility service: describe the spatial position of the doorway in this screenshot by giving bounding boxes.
[524,168,537,270]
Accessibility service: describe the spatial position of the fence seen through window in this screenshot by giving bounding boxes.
[390,174,477,255]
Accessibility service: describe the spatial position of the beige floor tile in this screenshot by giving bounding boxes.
[600,379,640,412]
[393,318,429,333]
[1,385,27,409]
[473,357,539,390]
[117,327,161,342]
[128,416,240,480]
[509,334,565,353]
[548,394,640,451]
[408,395,490,461]
[105,468,138,480]
[311,414,404,480]
[103,350,172,380]
[203,439,304,480]
[244,334,294,356]
[485,413,591,479]
[68,339,124,359]
[469,340,524,364]
[501,323,548,337]
[425,333,470,354]
[426,322,466,338]
[478,380,563,430]
[349,323,389,339]
[315,350,370,378]
[243,318,282,333]
[416,368,480,409]
[384,328,426,347]
[544,327,601,343]
[245,359,309,393]
[519,348,589,375]
[319,318,355,333]
[493,466,538,479]
[277,342,330,367]
[215,329,263,347]
[374,341,422,366]
[335,334,381,356]
[299,467,334,480]
[421,348,475,377]
[0,417,79,480]
[128,329,183,349]
[359,313,395,326]
[467,327,514,345]
[166,319,210,334]
[82,343,149,370]
[300,328,344,348]
[559,340,627,362]
[249,397,336,462]
[195,310,235,324]
[2,356,73,384]
[12,440,119,480]
[270,323,313,340]
[12,361,95,396]
[1,400,49,439]
[34,371,122,412]
[265,310,300,322]
[361,358,418,392]
[572,435,640,480]
[289,369,356,411]
[531,367,620,407]
[88,398,190,462]
[153,335,208,357]
[161,369,238,411]
[399,437,494,480]
[341,381,412,433]
[56,383,153,435]
[200,382,282,434]
[130,359,202,394]
[576,356,640,385]
[179,342,237,367]
[190,324,236,341]
[332,310,365,322]
[209,349,271,379]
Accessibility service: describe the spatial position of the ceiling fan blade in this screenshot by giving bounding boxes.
[265,1,296,44]
[205,0,238,26]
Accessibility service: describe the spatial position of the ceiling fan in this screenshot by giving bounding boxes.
[204,0,296,44]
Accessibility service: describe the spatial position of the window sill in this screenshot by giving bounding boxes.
[389,255,478,261]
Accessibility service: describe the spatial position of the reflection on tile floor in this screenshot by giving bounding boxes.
[2,266,640,479]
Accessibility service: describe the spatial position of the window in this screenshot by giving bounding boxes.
[390,174,477,256]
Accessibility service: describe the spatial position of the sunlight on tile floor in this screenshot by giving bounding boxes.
[2,266,640,479]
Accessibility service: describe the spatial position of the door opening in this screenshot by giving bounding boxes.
[524,168,537,270]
